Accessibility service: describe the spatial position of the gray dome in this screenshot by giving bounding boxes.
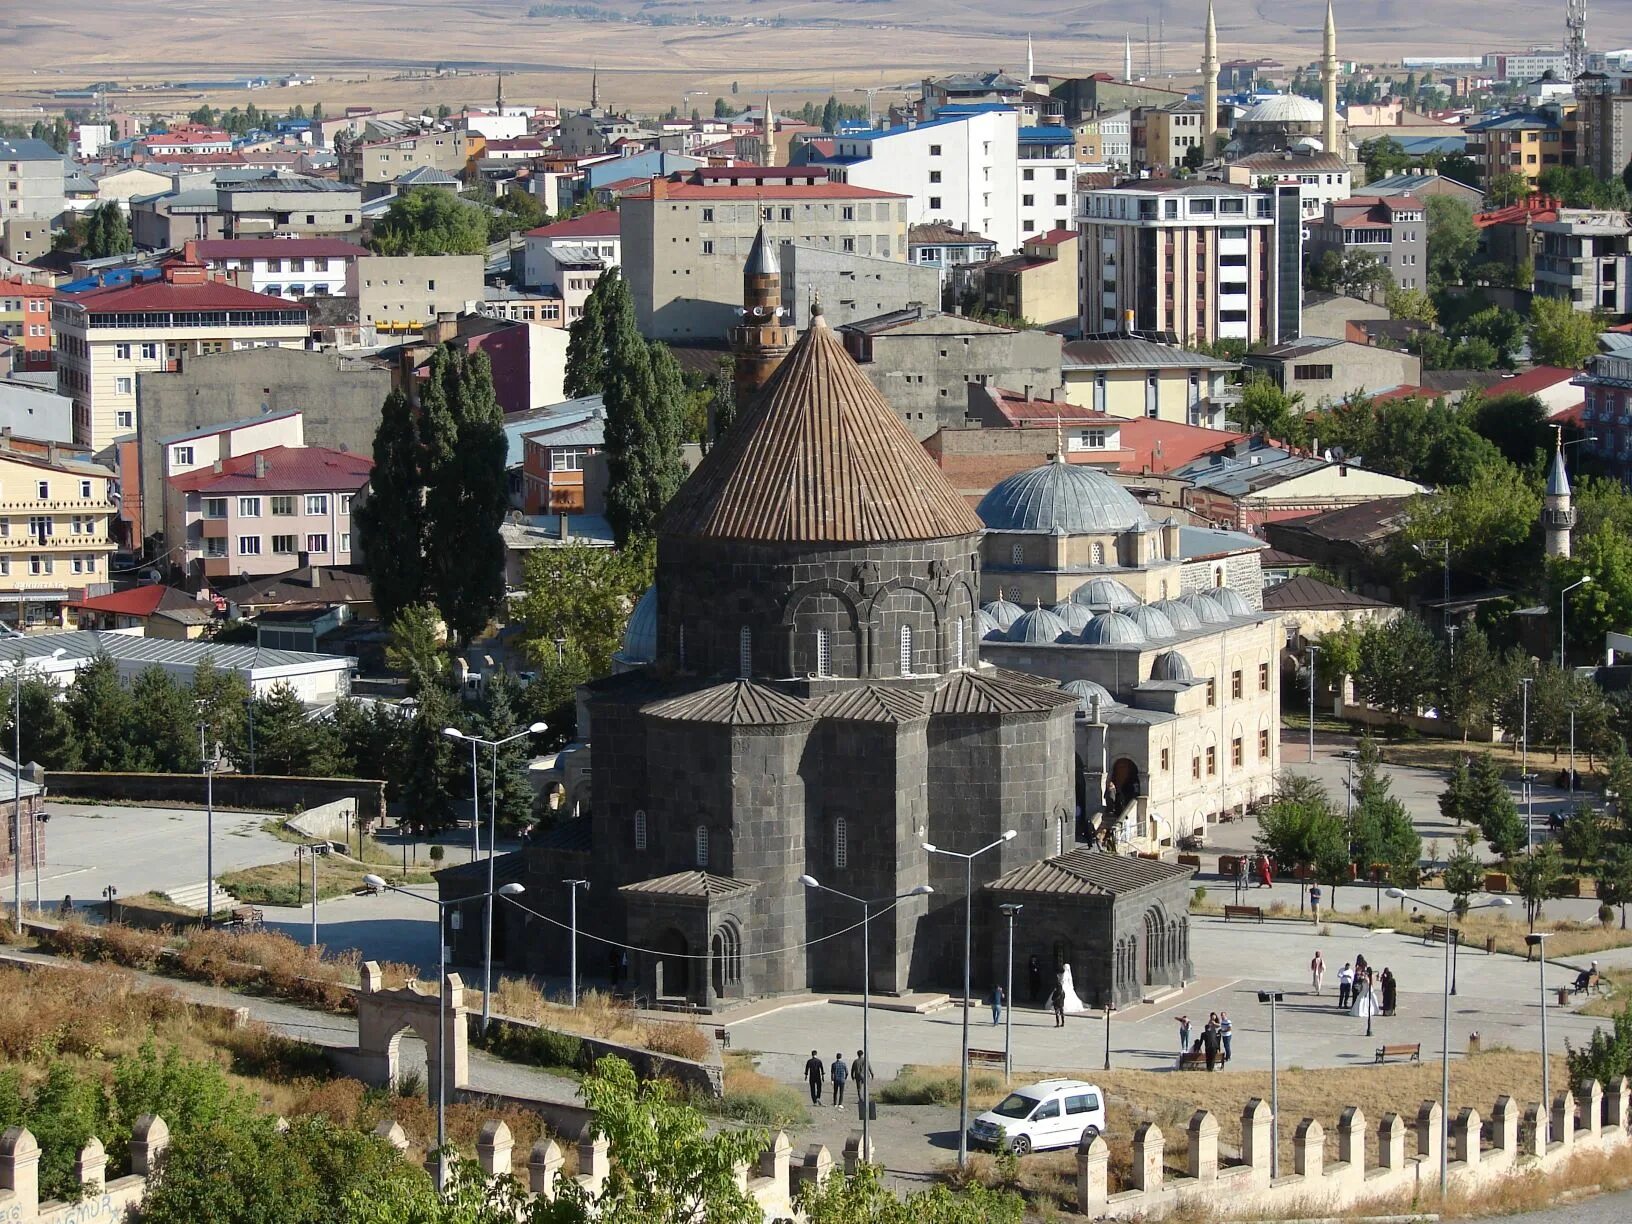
[1050,601,1094,633]
[1212,587,1254,618]
[1079,610,1147,646]
[619,585,658,663]
[1071,576,1140,610]
[976,607,1003,639]
[982,597,1024,631]
[1060,678,1119,714]
[1152,597,1201,632]
[1150,649,1195,681]
[977,455,1153,535]
[1007,605,1072,644]
[1181,591,1230,625]
[1125,603,1177,639]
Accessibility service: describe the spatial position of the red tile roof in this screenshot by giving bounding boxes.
[988,389,1116,425]
[192,239,369,260]
[1113,418,1250,476]
[1487,366,1580,396]
[142,151,248,166]
[1028,228,1079,246]
[66,275,302,315]
[72,585,199,618]
[167,445,372,495]
[524,211,622,239]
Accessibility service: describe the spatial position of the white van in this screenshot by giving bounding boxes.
[968,1078,1107,1154]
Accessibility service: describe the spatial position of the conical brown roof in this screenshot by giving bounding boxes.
[659,310,984,543]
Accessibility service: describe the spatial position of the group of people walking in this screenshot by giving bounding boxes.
[804,1050,868,1106]
[1175,1011,1233,1070]
[1312,950,1398,1016]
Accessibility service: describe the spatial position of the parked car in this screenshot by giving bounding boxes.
[967,1078,1106,1154]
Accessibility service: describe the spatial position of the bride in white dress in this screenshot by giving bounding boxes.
[1349,971,1379,1019]
[1058,963,1087,1013]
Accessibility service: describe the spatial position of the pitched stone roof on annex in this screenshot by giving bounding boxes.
[989,847,1194,896]
[619,871,759,899]
[642,680,814,725]
[657,308,984,544]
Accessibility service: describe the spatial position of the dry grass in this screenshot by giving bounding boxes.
[218,855,434,907]
[479,981,712,1063]
[1318,906,1632,961]
[714,1051,809,1129]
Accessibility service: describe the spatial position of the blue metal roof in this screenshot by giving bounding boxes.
[58,266,163,296]
[1018,126,1073,142]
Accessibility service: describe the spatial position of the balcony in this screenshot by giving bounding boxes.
[199,518,229,539]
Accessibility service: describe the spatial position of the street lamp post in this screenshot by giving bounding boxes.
[1306,645,1320,764]
[1387,889,1512,1195]
[443,722,547,1035]
[362,874,525,1188]
[11,645,63,929]
[294,843,322,947]
[1568,706,1577,798]
[1257,990,1283,1178]
[998,903,1022,1083]
[924,830,1017,1169]
[799,875,934,1165]
[199,720,218,925]
[1521,677,1534,852]
[1526,932,1552,1145]
[563,878,589,1008]
[1560,576,1592,668]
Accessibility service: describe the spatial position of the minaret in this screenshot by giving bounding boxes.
[1124,34,1133,81]
[762,95,777,164]
[1321,1,1340,155]
[496,71,504,114]
[1202,0,1220,147]
[1544,429,1577,559]
[731,225,796,406]
[1027,34,1036,81]
[590,63,600,111]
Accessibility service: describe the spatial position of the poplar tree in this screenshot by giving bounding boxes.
[563,270,611,398]
[355,388,427,626]
[602,275,687,545]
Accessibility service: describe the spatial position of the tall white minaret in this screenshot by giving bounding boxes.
[1027,34,1036,81]
[1544,428,1577,559]
[1125,34,1134,81]
[1321,1,1340,155]
[1202,0,1220,146]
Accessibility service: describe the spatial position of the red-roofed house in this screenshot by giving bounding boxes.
[168,445,371,581]
[977,228,1080,330]
[622,171,910,338]
[1487,366,1587,418]
[925,385,1133,501]
[1307,195,1429,292]
[72,584,215,639]
[518,211,621,305]
[53,263,310,452]
[1111,417,1250,476]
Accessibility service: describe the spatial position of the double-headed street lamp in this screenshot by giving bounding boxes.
[1256,990,1284,1178]
[363,873,525,1186]
[998,902,1023,1083]
[1526,932,1553,1145]
[443,721,547,1034]
[1387,888,1512,1195]
[798,875,934,1164]
[10,645,63,929]
[563,878,590,1008]
[199,719,224,924]
[924,829,1017,1169]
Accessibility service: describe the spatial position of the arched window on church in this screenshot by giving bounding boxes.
[834,817,849,868]
[695,825,709,868]
[634,810,647,851]
[1159,579,1169,599]
[955,618,965,669]
[1214,566,1225,588]
[815,627,831,677]
[1092,542,1105,565]
[737,626,751,678]
[899,624,914,676]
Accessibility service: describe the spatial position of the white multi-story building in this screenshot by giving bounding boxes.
[517,212,622,301]
[1484,48,1571,81]
[812,105,1074,252]
[1223,150,1352,223]
[52,264,310,453]
[188,238,367,298]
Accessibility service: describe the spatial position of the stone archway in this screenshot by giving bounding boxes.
[354,962,469,1108]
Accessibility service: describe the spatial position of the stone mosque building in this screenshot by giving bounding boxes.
[449,234,1196,1012]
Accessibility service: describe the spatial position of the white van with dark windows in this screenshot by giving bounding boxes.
[968,1078,1107,1154]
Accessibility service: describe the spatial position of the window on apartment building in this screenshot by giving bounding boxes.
[238,536,261,556]
[701,240,714,255]
[266,258,283,272]
[1055,194,1067,207]
[929,196,942,210]
[114,343,131,359]
[1259,662,1270,691]
[1292,364,1334,381]
[1081,429,1106,449]
[338,533,351,553]
[779,207,792,222]
[1231,670,1243,700]
[203,497,228,519]
[34,480,49,500]
[173,445,194,465]
[337,494,352,515]
[70,516,82,535]
[27,515,50,540]
[1259,729,1271,759]
[140,343,158,360]
[1023,168,1035,181]
[204,538,226,558]
[1206,677,1216,707]
[842,237,855,253]
[270,495,295,516]
[1022,194,1034,207]
[272,534,297,554]
[1191,753,1201,780]
[841,206,855,221]
[552,447,589,472]
[29,556,50,576]
[929,144,942,155]
[238,497,260,517]
[305,494,329,515]
[0,559,8,577]
[306,533,328,553]
[1160,747,1170,771]
[701,207,714,222]
[116,412,133,430]
[427,279,437,292]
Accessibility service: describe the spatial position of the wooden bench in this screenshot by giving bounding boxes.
[1375,1043,1421,1064]
[714,1026,731,1049]
[1421,924,1457,945]
[967,1048,1006,1070]
[1223,904,1264,923]
[1177,1050,1210,1070]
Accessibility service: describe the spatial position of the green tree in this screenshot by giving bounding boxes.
[190,657,251,769]
[1566,997,1632,1093]
[246,683,324,775]
[1605,741,1632,836]
[1400,460,1541,580]
[1440,622,1505,738]
[399,683,459,834]
[564,270,611,398]
[1594,843,1632,928]
[25,1064,106,1201]
[1528,295,1605,369]
[1559,804,1606,869]
[356,388,430,625]
[1439,756,1475,826]
[602,273,686,545]
[0,672,78,769]
[127,666,197,772]
[1426,195,1477,288]
[106,1040,257,1168]
[1486,170,1532,207]
[515,539,654,673]
[713,97,731,118]
[800,1161,1024,1223]
[1470,392,1550,467]
[1234,374,1306,442]
[79,201,133,259]
[1442,836,1485,915]
[1254,775,1344,905]
[1385,283,1438,327]
[422,345,509,644]
[1351,614,1442,719]
[371,187,490,256]
[1359,136,1411,181]
[820,95,840,132]
[1350,790,1421,884]
[1461,306,1525,369]
[386,603,451,695]
[64,654,133,771]
[1509,841,1564,928]
[475,671,538,833]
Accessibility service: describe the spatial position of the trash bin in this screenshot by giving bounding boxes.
[1558,986,1571,1006]
[1486,935,1497,955]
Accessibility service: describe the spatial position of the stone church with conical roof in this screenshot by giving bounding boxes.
[461,234,1195,1010]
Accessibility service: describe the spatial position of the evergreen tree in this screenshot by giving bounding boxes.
[564,270,611,399]
[821,95,840,132]
[399,684,458,834]
[477,672,538,833]
[602,273,659,545]
[707,357,738,446]
[127,667,196,773]
[64,655,133,771]
[191,658,250,768]
[424,346,508,644]
[1439,755,1474,826]
[249,684,319,776]
[355,388,428,625]
[0,672,77,770]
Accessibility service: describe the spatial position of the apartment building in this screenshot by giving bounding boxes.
[620,170,909,340]
[517,211,621,304]
[1307,195,1428,292]
[1078,181,1300,348]
[190,238,367,298]
[215,175,363,238]
[156,408,306,551]
[1534,208,1632,315]
[52,264,310,453]
[0,438,117,628]
[1579,352,1632,478]
[357,254,485,337]
[521,406,606,516]
[1465,105,1574,189]
[978,229,1081,329]
[1059,337,1239,427]
[168,444,371,581]
[1575,74,1632,184]
[0,137,66,225]
[137,126,234,157]
[1142,100,1210,168]
[1223,150,1352,222]
[1,277,53,373]
[340,131,471,199]
[812,106,1074,252]
[1483,48,1571,81]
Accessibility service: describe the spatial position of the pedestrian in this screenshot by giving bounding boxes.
[1380,968,1397,1017]
[619,951,629,984]
[1337,961,1354,1010]
[804,1050,825,1105]
[1201,1017,1221,1071]
[1028,955,1042,1003]
[1310,949,1326,995]
[1051,983,1066,1028]
[830,1053,849,1107]
[1177,1014,1191,1052]
[1258,854,1274,888]
[1310,883,1323,921]
[853,1049,869,1100]
[59,895,72,917]
[1219,1011,1233,1063]
[1354,952,1368,978]
[992,985,1005,1026]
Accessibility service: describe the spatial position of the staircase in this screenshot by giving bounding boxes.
[164,882,241,914]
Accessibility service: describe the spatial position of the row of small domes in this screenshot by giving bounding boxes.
[980,587,1254,646]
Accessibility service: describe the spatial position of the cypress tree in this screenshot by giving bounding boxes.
[563,270,611,398]
[602,274,659,545]
[645,340,688,513]
[355,388,428,626]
